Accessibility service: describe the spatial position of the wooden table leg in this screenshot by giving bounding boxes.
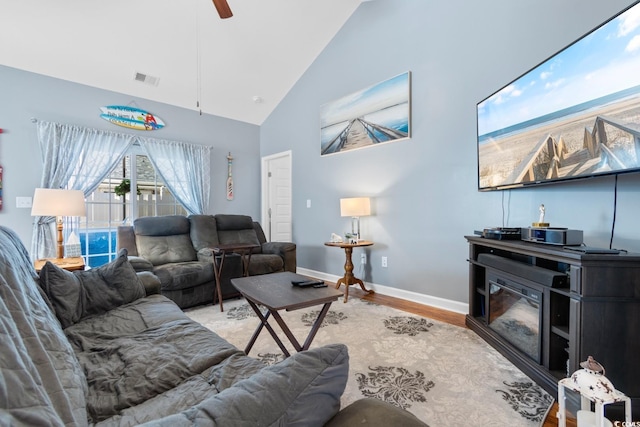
[335,246,374,302]
[212,252,226,312]
[271,310,302,352]
[244,299,291,357]
[301,302,332,350]
[241,249,254,276]
[243,299,334,357]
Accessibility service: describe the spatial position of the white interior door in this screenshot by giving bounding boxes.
[261,151,292,242]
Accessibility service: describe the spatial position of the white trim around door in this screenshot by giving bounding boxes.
[261,150,292,242]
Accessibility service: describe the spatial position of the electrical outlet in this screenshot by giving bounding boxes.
[381,256,387,268]
[16,196,33,208]
[361,253,367,264]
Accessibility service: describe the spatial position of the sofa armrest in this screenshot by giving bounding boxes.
[127,255,154,272]
[324,398,428,427]
[195,248,215,263]
[261,242,296,272]
[136,271,161,296]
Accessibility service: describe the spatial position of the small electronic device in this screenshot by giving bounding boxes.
[521,227,583,246]
[291,279,325,288]
[475,227,522,240]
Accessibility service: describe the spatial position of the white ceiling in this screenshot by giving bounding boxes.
[0,0,364,125]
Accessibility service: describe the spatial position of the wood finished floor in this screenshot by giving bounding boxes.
[344,287,569,427]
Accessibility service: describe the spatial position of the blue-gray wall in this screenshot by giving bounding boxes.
[0,65,260,246]
[260,0,640,308]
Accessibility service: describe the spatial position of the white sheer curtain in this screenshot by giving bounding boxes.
[32,121,135,259]
[139,137,212,215]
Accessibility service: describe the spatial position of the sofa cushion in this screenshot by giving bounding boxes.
[136,234,197,265]
[134,215,191,236]
[0,226,88,426]
[39,249,146,329]
[188,214,219,251]
[214,214,254,230]
[134,216,197,265]
[153,261,215,292]
[215,214,261,247]
[140,343,349,427]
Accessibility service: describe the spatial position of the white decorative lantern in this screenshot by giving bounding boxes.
[557,356,632,427]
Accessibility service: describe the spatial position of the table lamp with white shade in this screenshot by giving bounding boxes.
[340,197,371,242]
[31,188,86,259]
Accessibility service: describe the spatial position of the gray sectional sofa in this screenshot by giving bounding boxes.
[0,225,427,426]
[117,214,296,309]
[0,225,345,426]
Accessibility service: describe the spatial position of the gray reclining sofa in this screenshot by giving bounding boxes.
[117,214,296,309]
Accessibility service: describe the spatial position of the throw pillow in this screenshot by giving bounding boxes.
[39,249,146,328]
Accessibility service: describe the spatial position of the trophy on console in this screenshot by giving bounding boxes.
[532,204,550,227]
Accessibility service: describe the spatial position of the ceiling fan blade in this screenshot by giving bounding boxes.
[212,0,233,19]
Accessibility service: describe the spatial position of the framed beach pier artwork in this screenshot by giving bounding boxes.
[320,71,411,156]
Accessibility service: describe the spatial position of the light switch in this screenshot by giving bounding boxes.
[16,196,33,208]
[306,199,311,208]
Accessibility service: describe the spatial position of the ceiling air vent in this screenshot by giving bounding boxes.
[133,71,159,87]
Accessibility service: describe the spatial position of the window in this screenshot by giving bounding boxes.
[73,146,187,268]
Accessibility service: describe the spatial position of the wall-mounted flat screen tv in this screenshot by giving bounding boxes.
[477,1,640,191]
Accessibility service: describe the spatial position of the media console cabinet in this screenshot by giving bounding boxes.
[465,236,640,417]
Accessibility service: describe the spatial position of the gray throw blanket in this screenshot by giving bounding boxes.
[65,296,241,423]
[0,226,88,426]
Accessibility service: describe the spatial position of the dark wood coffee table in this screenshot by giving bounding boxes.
[231,271,343,357]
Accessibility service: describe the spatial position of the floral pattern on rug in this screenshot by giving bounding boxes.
[225,303,257,321]
[383,316,434,336]
[256,352,285,366]
[356,366,435,409]
[300,310,348,328]
[185,296,553,426]
[496,380,554,422]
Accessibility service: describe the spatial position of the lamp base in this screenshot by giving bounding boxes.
[56,217,64,259]
[351,216,361,243]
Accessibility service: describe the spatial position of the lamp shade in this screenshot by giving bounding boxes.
[31,188,86,217]
[340,197,371,217]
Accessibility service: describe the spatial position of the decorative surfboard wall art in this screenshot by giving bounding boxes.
[226,152,234,201]
[100,106,165,131]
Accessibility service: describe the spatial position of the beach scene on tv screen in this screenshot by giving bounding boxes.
[477,2,640,190]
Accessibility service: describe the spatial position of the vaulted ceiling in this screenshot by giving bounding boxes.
[1,0,365,125]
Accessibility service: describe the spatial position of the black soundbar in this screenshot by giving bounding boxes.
[477,253,567,288]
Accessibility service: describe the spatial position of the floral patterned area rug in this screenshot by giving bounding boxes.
[185,297,553,426]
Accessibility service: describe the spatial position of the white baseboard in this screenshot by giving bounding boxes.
[296,267,469,315]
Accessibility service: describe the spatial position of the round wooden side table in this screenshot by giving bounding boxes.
[324,240,374,302]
